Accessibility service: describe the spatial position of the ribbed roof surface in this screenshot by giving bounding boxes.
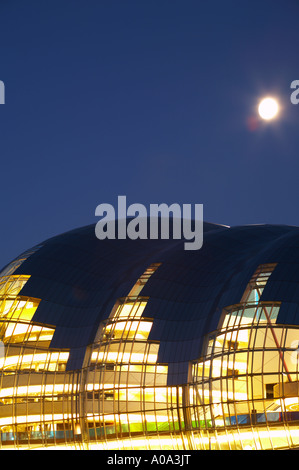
[6,221,299,384]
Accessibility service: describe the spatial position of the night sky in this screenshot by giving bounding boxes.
[0,0,299,269]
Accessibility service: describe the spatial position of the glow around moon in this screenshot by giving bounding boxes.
[258,97,279,120]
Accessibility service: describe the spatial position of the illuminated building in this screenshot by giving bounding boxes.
[1,221,299,450]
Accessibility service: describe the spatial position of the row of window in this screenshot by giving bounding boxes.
[1,259,299,449]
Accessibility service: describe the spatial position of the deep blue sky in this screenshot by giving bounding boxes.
[0,0,299,268]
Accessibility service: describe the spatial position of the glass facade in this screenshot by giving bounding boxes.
[0,250,70,448]
[190,264,299,450]
[1,225,299,449]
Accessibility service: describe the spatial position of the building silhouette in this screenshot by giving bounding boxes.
[1,221,299,449]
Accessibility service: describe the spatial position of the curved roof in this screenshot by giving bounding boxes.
[5,221,299,383]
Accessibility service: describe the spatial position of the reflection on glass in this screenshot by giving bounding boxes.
[2,261,299,450]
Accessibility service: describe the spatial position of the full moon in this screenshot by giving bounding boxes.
[258,97,279,120]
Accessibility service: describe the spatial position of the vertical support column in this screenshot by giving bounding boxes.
[182,383,195,450]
